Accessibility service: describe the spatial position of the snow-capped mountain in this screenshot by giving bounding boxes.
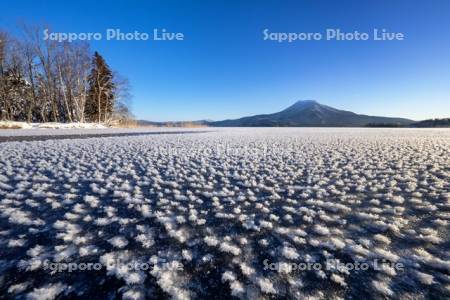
[211,100,414,127]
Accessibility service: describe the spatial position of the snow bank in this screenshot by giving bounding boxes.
[0,121,107,130]
[36,122,107,129]
[0,120,33,129]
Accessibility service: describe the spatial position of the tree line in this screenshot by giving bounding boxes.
[0,25,132,123]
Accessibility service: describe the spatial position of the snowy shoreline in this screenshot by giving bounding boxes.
[0,121,212,138]
[0,121,111,130]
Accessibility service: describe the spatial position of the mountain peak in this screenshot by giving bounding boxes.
[294,99,318,104]
[283,99,320,112]
[291,100,319,107]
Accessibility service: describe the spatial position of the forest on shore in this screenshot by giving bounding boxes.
[0,24,133,124]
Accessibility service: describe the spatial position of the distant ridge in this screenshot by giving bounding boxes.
[137,119,209,127]
[410,118,450,128]
[210,100,414,127]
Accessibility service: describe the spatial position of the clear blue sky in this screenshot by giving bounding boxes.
[2,0,449,121]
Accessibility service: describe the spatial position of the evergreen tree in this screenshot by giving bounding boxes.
[85,51,115,123]
[3,68,32,121]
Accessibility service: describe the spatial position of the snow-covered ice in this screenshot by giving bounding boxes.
[0,128,449,299]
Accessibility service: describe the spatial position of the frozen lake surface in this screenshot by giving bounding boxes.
[0,128,210,143]
[0,128,449,299]
[0,127,210,138]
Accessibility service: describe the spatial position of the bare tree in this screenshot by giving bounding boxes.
[0,31,11,120]
[20,38,39,122]
[71,43,91,122]
[23,25,60,121]
[112,74,133,125]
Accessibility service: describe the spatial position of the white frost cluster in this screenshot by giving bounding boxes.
[0,127,448,299]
